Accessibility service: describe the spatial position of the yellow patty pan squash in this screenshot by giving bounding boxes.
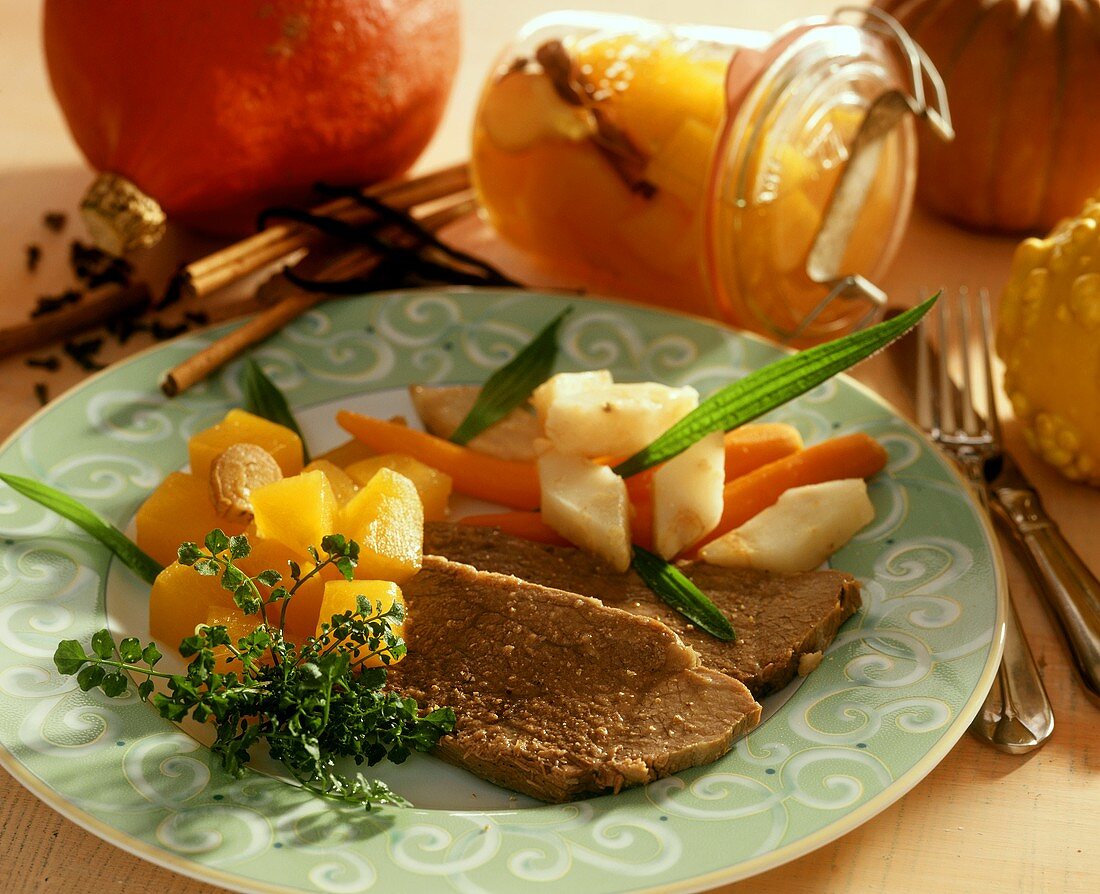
[998,196,1100,485]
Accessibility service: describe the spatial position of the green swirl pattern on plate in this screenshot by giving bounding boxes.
[0,289,1003,894]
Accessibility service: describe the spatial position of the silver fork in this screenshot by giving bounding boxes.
[916,289,1055,754]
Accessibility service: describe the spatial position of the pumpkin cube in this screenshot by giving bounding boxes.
[203,605,261,674]
[315,438,374,469]
[135,471,246,568]
[314,579,406,668]
[251,470,338,560]
[340,468,423,583]
[278,560,346,644]
[189,409,303,481]
[149,562,238,650]
[303,460,359,504]
[345,454,452,521]
[222,533,332,646]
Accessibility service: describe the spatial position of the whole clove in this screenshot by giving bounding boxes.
[70,241,132,289]
[24,356,60,371]
[31,290,82,318]
[63,336,106,372]
[43,211,67,232]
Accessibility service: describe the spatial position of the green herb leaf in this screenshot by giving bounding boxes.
[241,358,310,462]
[118,637,142,663]
[91,629,116,660]
[0,473,164,585]
[205,529,230,555]
[101,672,128,698]
[177,542,203,565]
[631,546,735,642]
[612,295,938,478]
[53,640,88,676]
[77,664,105,691]
[449,308,571,446]
[254,569,282,588]
[142,643,162,667]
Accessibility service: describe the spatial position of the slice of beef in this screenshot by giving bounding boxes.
[423,522,861,698]
[387,556,761,803]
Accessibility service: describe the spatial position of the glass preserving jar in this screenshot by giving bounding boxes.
[471,8,951,343]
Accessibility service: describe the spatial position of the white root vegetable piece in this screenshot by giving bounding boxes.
[699,479,875,573]
[652,430,725,559]
[537,443,632,572]
[480,70,594,153]
[408,385,540,462]
[541,381,699,457]
[530,371,614,424]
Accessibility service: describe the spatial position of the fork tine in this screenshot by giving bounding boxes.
[978,287,1003,444]
[936,291,957,437]
[957,287,980,436]
[915,316,935,433]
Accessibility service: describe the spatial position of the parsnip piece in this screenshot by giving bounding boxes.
[408,384,541,462]
[537,444,632,572]
[652,430,725,559]
[542,381,699,457]
[698,478,875,573]
[530,371,614,424]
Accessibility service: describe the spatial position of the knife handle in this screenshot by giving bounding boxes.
[993,486,1100,704]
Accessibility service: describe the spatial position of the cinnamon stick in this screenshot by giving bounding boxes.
[160,196,479,397]
[0,281,150,357]
[171,163,470,303]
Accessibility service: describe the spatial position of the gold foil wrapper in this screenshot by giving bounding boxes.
[80,172,167,255]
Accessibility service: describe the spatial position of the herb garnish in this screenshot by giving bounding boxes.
[449,308,571,446]
[631,545,735,641]
[613,295,938,478]
[54,529,455,808]
[241,358,311,461]
[0,473,163,584]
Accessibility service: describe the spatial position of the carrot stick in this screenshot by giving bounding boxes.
[629,497,654,551]
[458,511,570,545]
[724,423,804,481]
[694,432,888,551]
[336,411,541,509]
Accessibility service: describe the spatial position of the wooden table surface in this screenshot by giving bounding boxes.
[1,1,1098,892]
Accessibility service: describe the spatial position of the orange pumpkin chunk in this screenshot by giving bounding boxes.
[251,470,338,560]
[315,579,406,667]
[203,605,261,674]
[316,438,375,469]
[135,471,246,568]
[345,454,452,522]
[340,468,423,583]
[149,562,238,649]
[303,459,359,504]
[189,409,303,481]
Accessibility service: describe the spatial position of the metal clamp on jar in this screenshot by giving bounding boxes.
[471,7,952,344]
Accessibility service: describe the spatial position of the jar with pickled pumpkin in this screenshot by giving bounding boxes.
[471,10,950,343]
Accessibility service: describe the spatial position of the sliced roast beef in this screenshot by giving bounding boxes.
[387,556,761,803]
[423,521,861,697]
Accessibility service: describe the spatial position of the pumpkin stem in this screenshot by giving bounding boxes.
[80,172,167,256]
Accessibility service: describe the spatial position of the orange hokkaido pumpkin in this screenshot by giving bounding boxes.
[43,0,461,239]
[874,0,1100,233]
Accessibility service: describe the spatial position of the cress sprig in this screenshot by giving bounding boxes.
[53,529,454,809]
